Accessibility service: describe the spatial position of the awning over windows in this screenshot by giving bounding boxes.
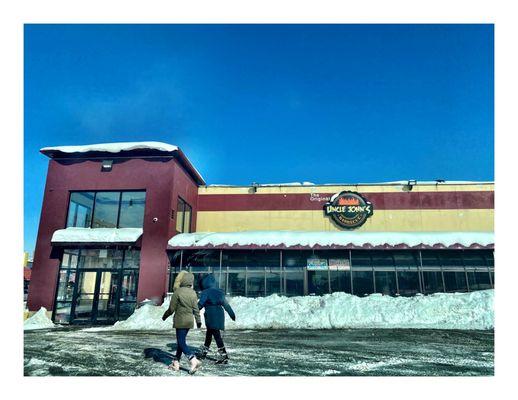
[167,231,494,250]
[51,228,143,245]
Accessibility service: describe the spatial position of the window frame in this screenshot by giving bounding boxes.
[175,196,192,234]
[65,190,146,229]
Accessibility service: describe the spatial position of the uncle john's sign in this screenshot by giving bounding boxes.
[324,191,373,229]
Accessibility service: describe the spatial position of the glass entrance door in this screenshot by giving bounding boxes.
[72,270,118,324]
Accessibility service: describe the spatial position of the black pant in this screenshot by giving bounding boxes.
[204,328,224,349]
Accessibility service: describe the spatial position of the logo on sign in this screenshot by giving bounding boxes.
[324,191,374,229]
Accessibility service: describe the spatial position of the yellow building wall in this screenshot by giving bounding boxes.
[196,183,494,232]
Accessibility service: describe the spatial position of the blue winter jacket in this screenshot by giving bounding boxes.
[198,274,235,330]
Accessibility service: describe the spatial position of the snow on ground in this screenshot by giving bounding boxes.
[24,308,56,331]
[51,227,143,243]
[168,230,494,249]
[89,290,493,332]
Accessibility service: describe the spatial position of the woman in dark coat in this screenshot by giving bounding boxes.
[197,274,236,364]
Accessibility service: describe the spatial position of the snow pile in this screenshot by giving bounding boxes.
[89,290,493,332]
[168,231,494,249]
[24,308,56,331]
[40,141,178,154]
[51,227,143,244]
[85,299,206,332]
[225,290,494,330]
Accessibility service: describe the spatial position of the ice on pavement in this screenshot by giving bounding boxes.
[88,289,493,332]
[24,307,56,331]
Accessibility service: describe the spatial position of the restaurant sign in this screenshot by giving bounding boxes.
[307,258,328,271]
[324,191,374,229]
[329,258,350,271]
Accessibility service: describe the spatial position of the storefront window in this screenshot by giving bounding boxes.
[397,268,421,296]
[330,270,351,293]
[120,270,138,301]
[92,192,120,228]
[56,269,76,302]
[246,266,265,297]
[265,266,282,295]
[352,270,374,297]
[123,250,140,269]
[227,268,246,297]
[443,271,468,292]
[284,268,304,296]
[66,192,94,228]
[374,269,397,296]
[54,302,73,324]
[351,251,371,268]
[79,249,124,269]
[118,191,146,228]
[422,270,444,294]
[466,268,492,291]
[54,248,140,324]
[307,270,329,295]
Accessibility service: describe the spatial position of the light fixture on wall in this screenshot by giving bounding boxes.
[101,160,113,172]
[402,180,417,192]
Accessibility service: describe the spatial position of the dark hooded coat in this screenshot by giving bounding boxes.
[198,274,235,330]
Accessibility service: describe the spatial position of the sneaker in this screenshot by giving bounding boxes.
[189,356,202,374]
[198,345,209,359]
[169,359,180,371]
[216,347,229,364]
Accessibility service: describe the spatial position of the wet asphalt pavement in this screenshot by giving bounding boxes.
[24,327,494,376]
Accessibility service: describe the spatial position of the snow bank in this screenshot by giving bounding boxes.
[168,231,494,249]
[51,227,143,244]
[40,141,178,154]
[24,308,56,331]
[89,290,493,332]
[225,290,494,330]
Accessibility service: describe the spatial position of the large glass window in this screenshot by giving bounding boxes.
[54,248,140,324]
[330,269,351,293]
[351,251,374,296]
[246,266,265,297]
[397,268,421,296]
[266,266,282,295]
[67,191,146,229]
[92,192,120,228]
[119,192,146,228]
[352,270,374,297]
[374,269,397,296]
[227,267,246,297]
[176,197,192,233]
[79,249,124,269]
[283,250,310,296]
[284,267,304,296]
[422,270,444,294]
[466,268,492,291]
[443,271,468,292]
[66,192,94,228]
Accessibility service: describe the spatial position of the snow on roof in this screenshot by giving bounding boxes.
[40,141,206,185]
[168,231,494,250]
[40,141,178,155]
[206,180,493,188]
[52,228,143,244]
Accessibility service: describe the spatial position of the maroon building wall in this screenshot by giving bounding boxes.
[27,155,199,311]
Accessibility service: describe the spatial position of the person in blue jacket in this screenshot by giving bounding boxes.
[197,273,236,364]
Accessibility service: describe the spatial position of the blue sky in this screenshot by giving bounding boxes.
[24,24,494,253]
